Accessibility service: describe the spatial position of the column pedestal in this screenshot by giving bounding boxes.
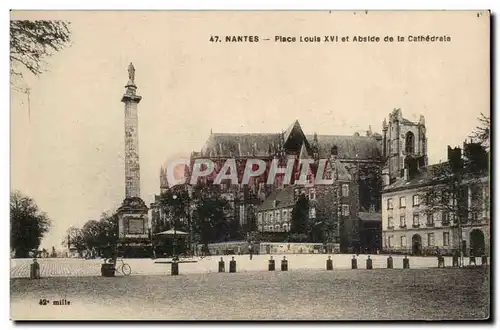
[117,197,149,257]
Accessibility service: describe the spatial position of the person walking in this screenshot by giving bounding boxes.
[248,244,253,260]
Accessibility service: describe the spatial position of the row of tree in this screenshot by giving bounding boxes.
[155,184,244,247]
[62,212,118,257]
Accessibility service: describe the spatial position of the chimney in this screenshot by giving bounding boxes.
[382,167,390,188]
[404,167,409,181]
[448,146,462,161]
[447,145,463,174]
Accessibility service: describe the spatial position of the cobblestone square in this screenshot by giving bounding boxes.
[11,254,482,278]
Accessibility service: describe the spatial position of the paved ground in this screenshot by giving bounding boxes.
[11,254,487,278]
[11,267,490,320]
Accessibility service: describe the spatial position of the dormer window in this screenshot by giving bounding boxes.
[331,146,338,156]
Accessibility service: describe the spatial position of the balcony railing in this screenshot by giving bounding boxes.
[412,224,420,228]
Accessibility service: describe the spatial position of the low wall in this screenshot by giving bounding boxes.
[199,242,341,256]
[198,241,250,255]
[259,242,340,255]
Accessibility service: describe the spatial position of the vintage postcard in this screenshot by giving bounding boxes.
[10,10,490,321]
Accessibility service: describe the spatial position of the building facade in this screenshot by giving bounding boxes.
[381,143,490,256]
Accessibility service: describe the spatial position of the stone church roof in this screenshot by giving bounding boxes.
[198,120,382,161]
[306,134,383,160]
[201,132,282,157]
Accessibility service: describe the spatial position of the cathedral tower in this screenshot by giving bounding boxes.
[383,108,428,183]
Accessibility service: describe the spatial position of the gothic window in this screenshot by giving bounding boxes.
[405,132,415,155]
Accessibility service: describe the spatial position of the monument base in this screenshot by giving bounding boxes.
[117,197,150,257]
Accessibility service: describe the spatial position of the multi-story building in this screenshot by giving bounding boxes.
[151,108,427,253]
[257,185,295,233]
[381,142,490,256]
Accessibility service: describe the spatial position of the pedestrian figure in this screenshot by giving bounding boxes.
[248,244,253,260]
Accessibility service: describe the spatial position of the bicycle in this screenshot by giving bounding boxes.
[106,257,131,276]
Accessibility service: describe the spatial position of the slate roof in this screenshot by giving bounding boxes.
[200,133,281,157]
[258,185,296,212]
[306,134,382,160]
[199,132,382,160]
[358,212,382,222]
[383,162,449,193]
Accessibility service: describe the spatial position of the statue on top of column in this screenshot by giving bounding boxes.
[128,62,135,84]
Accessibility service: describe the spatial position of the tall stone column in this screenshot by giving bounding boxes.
[121,64,142,198]
[117,63,149,246]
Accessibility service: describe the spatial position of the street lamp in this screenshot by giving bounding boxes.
[172,194,178,260]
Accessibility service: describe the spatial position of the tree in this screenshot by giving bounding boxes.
[10,191,51,258]
[62,226,86,257]
[290,193,309,235]
[470,113,490,151]
[98,212,119,248]
[418,143,489,262]
[61,212,118,258]
[158,186,191,234]
[10,20,71,78]
[191,184,232,245]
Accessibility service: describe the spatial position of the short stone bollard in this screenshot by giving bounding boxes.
[171,261,179,276]
[268,256,275,271]
[351,255,357,269]
[403,255,410,269]
[229,257,236,273]
[30,258,41,279]
[469,256,477,266]
[482,256,488,266]
[437,256,445,268]
[218,257,225,273]
[326,256,333,270]
[387,255,393,269]
[366,255,373,269]
[281,257,288,271]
